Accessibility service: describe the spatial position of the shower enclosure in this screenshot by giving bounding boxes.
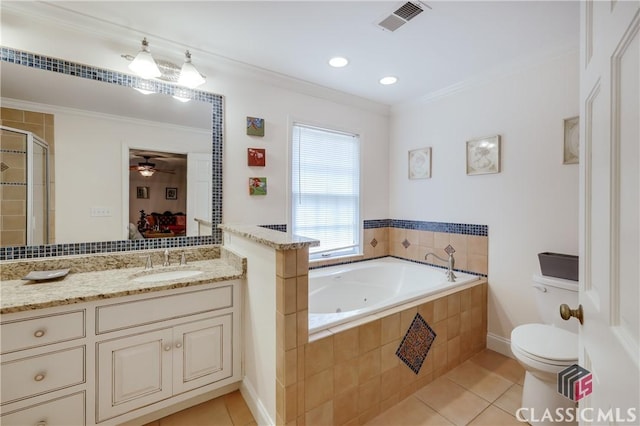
[0,126,50,246]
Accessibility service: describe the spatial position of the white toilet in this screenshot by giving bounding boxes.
[510,274,579,426]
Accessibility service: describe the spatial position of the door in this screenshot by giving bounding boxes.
[172,315,232,395]
[186,152,212,236]
[579,0,639,421]
[96,329,173,422]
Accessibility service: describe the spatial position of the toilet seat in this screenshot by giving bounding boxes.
[511,323,578,366]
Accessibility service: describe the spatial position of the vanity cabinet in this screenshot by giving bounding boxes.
[0,278,241,426]
[0,309,87,426]
[96,314,232,422]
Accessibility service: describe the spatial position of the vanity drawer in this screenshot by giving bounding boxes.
[1,346,85,405]
[0,310,85,355]
[96,285,233,333]
[0,391,85,426]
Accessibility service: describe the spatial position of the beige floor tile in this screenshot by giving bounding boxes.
[468,405,525,425]
[445,360,513,402]
[493,384,524,417]
[142,422,160,426]
[469,350,525,384]
[160,397,233,426]
[224,390,256,425]
[365,395,454,426]
[415,376,490,425]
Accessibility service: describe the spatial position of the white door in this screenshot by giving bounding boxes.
[579,0,639,422]
[187,153,212,236]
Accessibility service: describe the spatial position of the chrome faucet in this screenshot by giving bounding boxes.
[141,254,153,270]
[425,245,457,282]
[163,249,170,267]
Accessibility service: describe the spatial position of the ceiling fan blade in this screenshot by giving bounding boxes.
[154,168,176,174]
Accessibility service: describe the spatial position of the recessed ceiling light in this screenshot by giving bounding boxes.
[379,76,398,85]
[329,57,349,68]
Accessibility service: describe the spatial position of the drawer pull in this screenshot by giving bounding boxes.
[34,373,46,382]
[36,421,47,426]
[164,345,172,351]
[175,342,183,349]
[34,329,46,338]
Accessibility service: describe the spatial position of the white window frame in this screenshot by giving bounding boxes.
[289,120,362,260]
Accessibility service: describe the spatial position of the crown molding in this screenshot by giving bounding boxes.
[1,2,390,117]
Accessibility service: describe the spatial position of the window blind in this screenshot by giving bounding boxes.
[291,123,360,257]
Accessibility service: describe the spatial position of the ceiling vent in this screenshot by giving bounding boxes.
[377,2,426,32]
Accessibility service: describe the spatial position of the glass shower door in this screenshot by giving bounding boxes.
[30,136,49,245]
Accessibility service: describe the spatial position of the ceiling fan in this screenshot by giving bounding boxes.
[130,155,175,177]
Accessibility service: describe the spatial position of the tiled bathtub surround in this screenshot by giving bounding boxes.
[275,244,488,426]
[317,219,489,277]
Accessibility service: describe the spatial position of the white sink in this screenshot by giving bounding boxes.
[132,269,203,283]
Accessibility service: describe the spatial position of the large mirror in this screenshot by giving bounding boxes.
[0,52,222,255]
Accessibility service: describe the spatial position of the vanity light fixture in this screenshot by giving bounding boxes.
[128,38,161,79]
[328,56,349,68]
[379,76,398,85]
[178,50,206,88]
[123,38,206,89]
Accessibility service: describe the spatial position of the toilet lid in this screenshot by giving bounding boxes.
[512,324,578,361]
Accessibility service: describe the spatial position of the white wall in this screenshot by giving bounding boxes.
[389,51,580,344]
[1,7,390,232]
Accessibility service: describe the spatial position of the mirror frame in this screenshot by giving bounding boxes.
[0,47,223,261]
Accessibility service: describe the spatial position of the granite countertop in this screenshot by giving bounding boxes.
[219,224,319,250]
[1,258,244,314]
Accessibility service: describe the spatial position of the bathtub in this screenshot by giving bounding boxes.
[308,257,480,333]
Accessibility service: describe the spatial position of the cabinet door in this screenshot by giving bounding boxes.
[172,315,232,394]
[96,328,173,422]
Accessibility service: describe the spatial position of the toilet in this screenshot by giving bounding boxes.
[510,274,579,426]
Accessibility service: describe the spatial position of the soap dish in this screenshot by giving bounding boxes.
[22,268,70,281]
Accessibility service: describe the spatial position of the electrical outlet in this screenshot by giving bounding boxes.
[90,207,112,217]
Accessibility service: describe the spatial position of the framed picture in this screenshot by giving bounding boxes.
[563,116,579,164]
[248,148,266,166]
[136,186,149,199]
[249,177,267,195]
[165,187,178,200]
[408,147,432,179]
[247,116,265,137]
[466,135,501,175]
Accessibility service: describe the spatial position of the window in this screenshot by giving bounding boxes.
[291,123,360,259]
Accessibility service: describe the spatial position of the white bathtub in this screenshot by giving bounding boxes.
[308,257,480,333]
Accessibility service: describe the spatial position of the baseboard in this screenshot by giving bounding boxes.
[487,332,514,359]
[240,378,274,426]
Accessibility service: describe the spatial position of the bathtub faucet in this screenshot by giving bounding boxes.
[425,245,457,282]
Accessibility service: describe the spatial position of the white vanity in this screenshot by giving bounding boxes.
[0,248,244,426]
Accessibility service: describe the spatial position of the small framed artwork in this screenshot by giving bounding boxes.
[136,186,149,199]
[249,177,267,195]
[466,135,501,175]
[563,116,579,164]
[165,187,178,200]
[248,148,266,166]
[408,147,432,179]
[247,116,265,137]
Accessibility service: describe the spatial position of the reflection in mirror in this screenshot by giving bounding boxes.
[0,48,223,259]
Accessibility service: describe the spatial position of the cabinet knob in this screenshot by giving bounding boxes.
[164,345,172,351]
[34,373,46,382]
[175,342,183,349]
[34,329,46,338]
[36,421,47,426]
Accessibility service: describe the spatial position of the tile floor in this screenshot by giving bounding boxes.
[148,349,525,426]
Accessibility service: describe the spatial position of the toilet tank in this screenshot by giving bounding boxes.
[532,274,579,332]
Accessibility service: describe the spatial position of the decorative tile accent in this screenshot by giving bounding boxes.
[396,313,436,374]
[1,162,8,172]
[444,244,456,255]
[402,239,411,249]
[259,224,287,233]
[370,238,378,248]
[363,219,488,237]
